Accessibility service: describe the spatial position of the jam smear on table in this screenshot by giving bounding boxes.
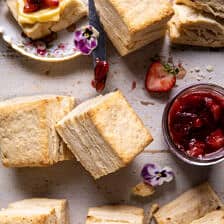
[168,90,224,158]
[24,0,59,13]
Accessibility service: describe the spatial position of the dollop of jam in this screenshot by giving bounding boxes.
[24,0,59,13]
[92,58,109,93]
[168,90,224,158]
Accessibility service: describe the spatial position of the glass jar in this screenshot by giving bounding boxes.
[162,83,224,166]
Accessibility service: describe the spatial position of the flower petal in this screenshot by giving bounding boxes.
[90,39,97,48]
[156,177,165,186]
[74,25,99,55]
[162,166,174,183]
[141,164,158,178]
[141,164,174,187]
[147,177,160,187]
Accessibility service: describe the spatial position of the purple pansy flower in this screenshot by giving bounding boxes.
[74,25,98,55]
[141,164,174,187]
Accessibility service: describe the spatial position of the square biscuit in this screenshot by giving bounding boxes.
[0,95,75,167]
[95,0,174,55]
[56,90,153,179]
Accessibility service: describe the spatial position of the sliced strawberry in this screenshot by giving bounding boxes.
[24,0,58,13]
[145,61,176,93]
[204,97,221,121]
[206,129,224,151]
[187,139,205,157]
[24,3,40,13]
[43,0,59,7]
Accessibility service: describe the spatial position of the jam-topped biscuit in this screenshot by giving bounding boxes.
[7,0,87,39]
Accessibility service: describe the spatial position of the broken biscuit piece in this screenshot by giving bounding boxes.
[132,182,155,197]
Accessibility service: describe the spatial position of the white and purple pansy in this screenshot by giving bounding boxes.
[141,163,174,187]
[74,25,99,55]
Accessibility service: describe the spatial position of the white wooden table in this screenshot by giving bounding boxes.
[0,32,224,223]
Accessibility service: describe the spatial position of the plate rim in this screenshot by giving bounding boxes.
[0,5,83,63]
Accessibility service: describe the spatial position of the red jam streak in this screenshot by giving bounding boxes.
[168,91,224,158]
[92,58,109,92]
[24,0,59,13]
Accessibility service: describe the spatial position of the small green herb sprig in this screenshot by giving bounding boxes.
[163,63,180,75]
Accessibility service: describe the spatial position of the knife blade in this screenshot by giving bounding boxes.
[88,0,109,92]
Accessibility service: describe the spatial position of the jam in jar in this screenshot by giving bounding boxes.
[163,84,224,165]
[168,85,224,159]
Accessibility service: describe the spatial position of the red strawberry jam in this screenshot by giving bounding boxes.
[24,0,59,13]
[168,88,224,158]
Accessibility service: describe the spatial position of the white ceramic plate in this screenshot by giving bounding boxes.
[0,0,88,62]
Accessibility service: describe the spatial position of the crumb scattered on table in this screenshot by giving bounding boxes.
[140,101,155,106]
[132,182,155,197]
[206,65,214,73]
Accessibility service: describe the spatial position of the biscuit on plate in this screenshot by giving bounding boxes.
[7,0,87,39]
[56,90,153,179]
[0,95,75,167]
[94,0,174,56]
[168,4,224,47]
[86,205,144,224]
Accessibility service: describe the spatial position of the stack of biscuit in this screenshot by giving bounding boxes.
[168,0,224,47]
[94,0,174,56]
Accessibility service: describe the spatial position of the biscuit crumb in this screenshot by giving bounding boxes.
[132,182,155,197]
[194,67,200,72]
[206,65,214,73]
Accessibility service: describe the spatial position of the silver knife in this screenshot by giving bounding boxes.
[88,0,109,92]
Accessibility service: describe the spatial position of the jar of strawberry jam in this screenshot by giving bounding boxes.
[162,84,224,166]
